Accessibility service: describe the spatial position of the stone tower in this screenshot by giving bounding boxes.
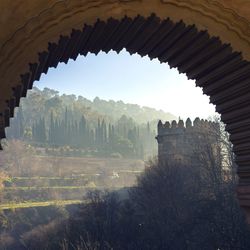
[156,118,220,165]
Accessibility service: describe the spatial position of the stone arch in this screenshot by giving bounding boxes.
[1,0,250,220]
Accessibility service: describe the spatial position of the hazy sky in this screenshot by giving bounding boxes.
[34,49,216,120]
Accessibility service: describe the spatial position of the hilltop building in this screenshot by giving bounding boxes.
[156,118,220,165]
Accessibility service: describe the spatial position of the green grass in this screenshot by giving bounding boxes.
[4,186,97,191]
[12,176,87,180]
[0,200,82,210]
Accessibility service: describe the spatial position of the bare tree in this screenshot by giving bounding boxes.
[1,140,35,176]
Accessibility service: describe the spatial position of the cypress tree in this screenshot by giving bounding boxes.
[49,112,55,145]
[40,117,46,143]
[79,115,87,147]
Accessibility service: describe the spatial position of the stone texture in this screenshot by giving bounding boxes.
[156,118,220,164]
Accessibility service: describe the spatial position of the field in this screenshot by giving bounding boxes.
[0,200,82,210]
[21,155,145,176]
[1,156,145,209]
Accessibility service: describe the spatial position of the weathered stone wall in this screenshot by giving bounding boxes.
[156,118,220,165]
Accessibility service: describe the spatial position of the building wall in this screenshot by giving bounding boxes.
[156,118,220,165]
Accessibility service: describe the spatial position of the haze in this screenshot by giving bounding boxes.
[34,49,216,120]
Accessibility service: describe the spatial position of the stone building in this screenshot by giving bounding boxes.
[156,118,220,165]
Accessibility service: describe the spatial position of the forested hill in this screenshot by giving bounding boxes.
[8,87,176,130]
[5,87,176,159]
[81,96,176,124]
[22,87,175,124]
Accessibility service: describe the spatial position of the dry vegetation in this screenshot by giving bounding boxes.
[0,140,144,208]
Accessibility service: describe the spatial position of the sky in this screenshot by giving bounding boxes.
[34,49,216,120]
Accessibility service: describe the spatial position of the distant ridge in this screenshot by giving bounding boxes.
[28,87,177,124]
[84,96,177,124]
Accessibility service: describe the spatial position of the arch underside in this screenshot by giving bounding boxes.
[1,14,250,217]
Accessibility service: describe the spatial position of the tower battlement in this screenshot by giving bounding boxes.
[156,118,220,163]
[157,118,219,136]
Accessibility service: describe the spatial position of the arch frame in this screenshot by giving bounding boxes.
[1,0,250,222]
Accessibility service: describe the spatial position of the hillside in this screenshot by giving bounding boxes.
[6,87,176,159]
[14,87,176,125]
[80,96,176,124]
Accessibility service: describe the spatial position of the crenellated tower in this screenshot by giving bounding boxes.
[156,118,220,164]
